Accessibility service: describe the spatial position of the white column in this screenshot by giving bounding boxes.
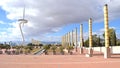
[80,24,83,54]
[68,32,71,46]
[86,18,93,57]
[104,4,111,58]
[72,30,74,46]
[75,27,78,52]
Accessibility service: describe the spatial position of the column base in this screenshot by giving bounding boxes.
[85,48,93,57]
[80,47,83,54]
[104,47,111,59]
[75,47,78,52]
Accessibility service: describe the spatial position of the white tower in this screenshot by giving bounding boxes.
[18,6,28,46]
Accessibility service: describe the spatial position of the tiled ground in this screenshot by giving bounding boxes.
[0,49,120,68]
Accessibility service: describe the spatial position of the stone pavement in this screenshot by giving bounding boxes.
[0,52,120,68]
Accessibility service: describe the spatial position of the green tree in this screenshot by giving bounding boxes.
[0,44,4,49]
[103,28,117,46]
[97,36,101,47]
[39,44,43,48]
[84,35,103,47]
[111,31,117,46]
[92,34,98,47]
[84,38,89,47]
[117,39,120,46]
[27,43,33,46]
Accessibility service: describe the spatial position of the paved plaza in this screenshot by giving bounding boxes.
[0,53,120,68]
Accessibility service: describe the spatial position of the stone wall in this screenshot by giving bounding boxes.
[93,46,120,54]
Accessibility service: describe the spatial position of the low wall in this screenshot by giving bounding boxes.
[0,49,16,54]
[93,46,120,54]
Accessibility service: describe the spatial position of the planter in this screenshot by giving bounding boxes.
[70,51,73,55]
[45,51,48,55]
[53,51,56,55]
[60,51,64,55]
[0,51,3,54]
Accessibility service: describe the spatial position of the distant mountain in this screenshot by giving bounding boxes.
[0,41,61,46]
[41,41,61,45]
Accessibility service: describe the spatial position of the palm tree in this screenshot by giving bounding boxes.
[66,45,74,55]
[51,45,57,55]
[59,46,65,55]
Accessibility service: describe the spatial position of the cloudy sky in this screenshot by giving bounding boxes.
[0,0,120,43]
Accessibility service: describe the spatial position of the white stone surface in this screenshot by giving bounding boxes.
[93,46,120,54]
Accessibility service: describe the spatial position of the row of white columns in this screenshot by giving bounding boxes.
[61,25,83,53]
[62,4,111,58]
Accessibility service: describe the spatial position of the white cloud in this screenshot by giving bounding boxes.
[0,0,120,42]
[0,21,21,42]
[0,21,6,24]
